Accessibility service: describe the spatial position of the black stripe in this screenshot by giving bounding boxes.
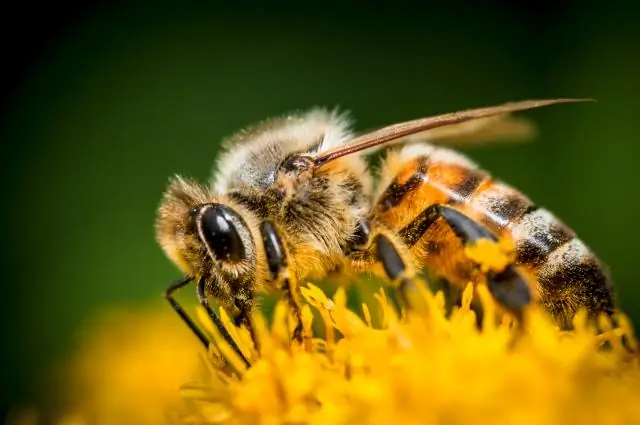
[480,189,533,229]
[538,252,607,291]
[447,167,487,204]
[514,208,574,266]
[376,157,429,212]
[537,252,614,319]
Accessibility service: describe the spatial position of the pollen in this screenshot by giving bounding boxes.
[464,237,516,273]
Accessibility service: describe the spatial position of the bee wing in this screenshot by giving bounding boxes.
[314,98,593,165]
[401,113,538,146]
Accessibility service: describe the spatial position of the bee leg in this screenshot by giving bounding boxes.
[261,221,306,342]
[347,219,419,308]
[398,204,532,319]
[373,232,418,308]
[195,277,251,368]
[485,266,531,322]
[231,295,261,353]
[164,275,209,347]
[398,204,491,247]
[165,277,250,368]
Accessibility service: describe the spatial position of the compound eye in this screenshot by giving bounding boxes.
[199,205,247,262]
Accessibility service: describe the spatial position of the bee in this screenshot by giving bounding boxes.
[156,99,616,367]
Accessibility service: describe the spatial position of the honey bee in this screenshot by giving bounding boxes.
[156,99,615,366]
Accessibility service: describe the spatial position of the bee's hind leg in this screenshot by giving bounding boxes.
[373,204,532,320]
[414,206,531,321]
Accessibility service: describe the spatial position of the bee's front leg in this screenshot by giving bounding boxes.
[164,275,252,369]
[164,275,207,346]
[196,276,253,367]
[260,221,306,343]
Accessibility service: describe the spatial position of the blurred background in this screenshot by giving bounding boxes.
[2,0,639,420]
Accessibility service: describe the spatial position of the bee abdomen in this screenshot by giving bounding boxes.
[510,207,575,266]
[378,144,615,320]
[534,238,615,319]
[510,207,614,317]
[463,180,536,230]
[459,177,614,317]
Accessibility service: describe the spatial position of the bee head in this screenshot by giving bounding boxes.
[155,176,257,278]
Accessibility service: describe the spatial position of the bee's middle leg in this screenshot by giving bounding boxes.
[348,219,420,308]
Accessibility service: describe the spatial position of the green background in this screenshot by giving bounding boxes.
[2,1,639,417]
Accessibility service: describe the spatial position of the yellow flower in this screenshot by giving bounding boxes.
[40,238,640,425]
[175,281,640,425]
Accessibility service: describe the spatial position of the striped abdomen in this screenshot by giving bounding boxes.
[372,143,615,324]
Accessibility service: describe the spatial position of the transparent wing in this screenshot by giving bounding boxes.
[314,99,592,165]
